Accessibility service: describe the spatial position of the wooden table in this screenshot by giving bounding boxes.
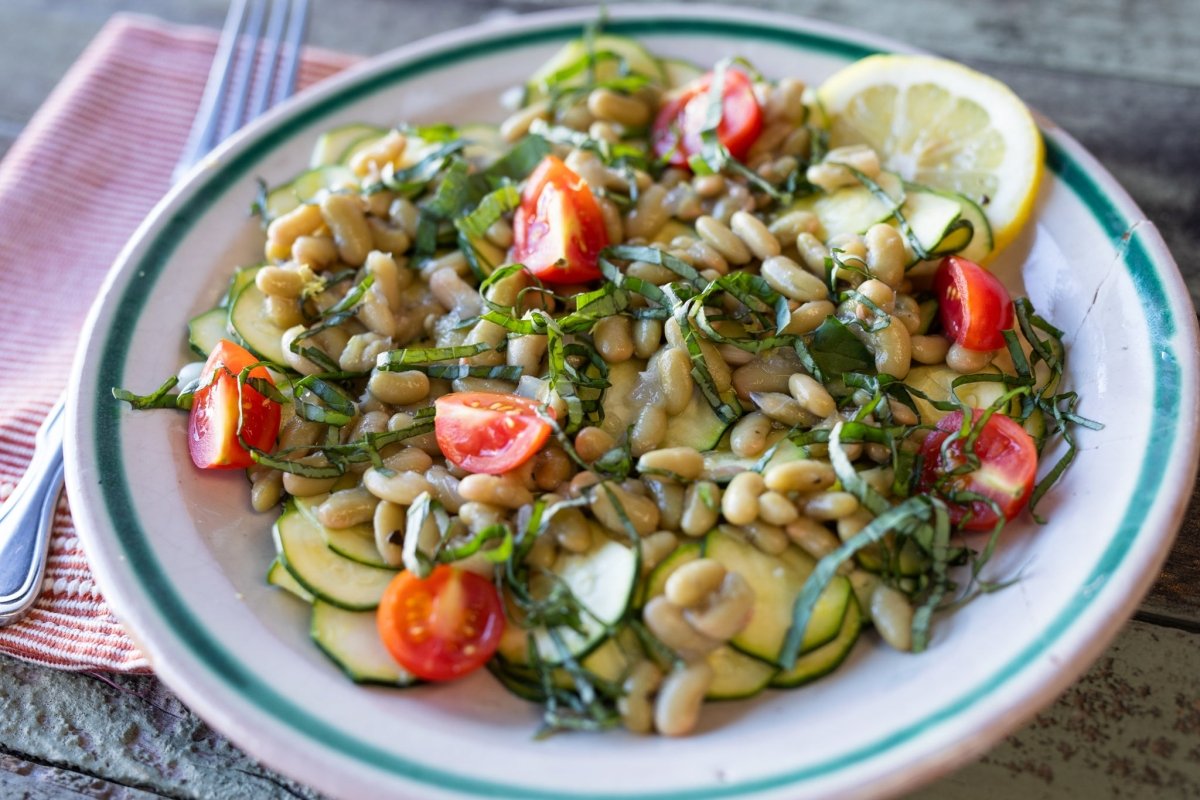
[2,0,1197,797]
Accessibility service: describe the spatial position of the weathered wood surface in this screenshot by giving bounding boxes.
[0,0,1198,798]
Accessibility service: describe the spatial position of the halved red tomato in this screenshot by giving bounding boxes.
[434,392,554,474]
[511,155,609,283]
[651,68,763,168]
[187,339,280,469]
[377,565,505,681]
[934,255,1015,351]
[917,409,1037,531]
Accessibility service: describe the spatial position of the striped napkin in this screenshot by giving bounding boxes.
[0,13,357,671]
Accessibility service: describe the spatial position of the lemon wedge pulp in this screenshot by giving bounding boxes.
[818,54,1044,256]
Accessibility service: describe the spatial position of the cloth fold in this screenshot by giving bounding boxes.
[0,13,356,671]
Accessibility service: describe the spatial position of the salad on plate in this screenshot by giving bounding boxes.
[116,27,1098,738]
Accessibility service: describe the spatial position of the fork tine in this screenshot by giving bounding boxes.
[176,0,251,175]
[273,0,311,107]
[218,0,268,142]
[248,0,291,120]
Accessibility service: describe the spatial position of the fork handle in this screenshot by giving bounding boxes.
[0,399,66,626]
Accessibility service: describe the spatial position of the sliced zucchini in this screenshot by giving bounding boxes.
[787,171,905,241]
[853,535,929,577]
[267,557,314,603]
[187,307,229,357]
[526,34,665,103]
[703,526,850,664]
[310,123,387,168]
[771,593,863,689]
[228,269,288,365]
[706,646,778,701]
[264,165,358,220]
[661,57,704,89]
[904,365,1014,424]
[498,531,639,666]
[294,496,390,569]
[898,187,965,261]
[637,539,702,608]
[914,183,993,263]
[459,123,507,168]
[218,265,260,309]
[661,388,733,451]
[273,504,397,611]
[310,600,418,686]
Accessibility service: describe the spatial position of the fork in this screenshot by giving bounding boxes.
[0,0,311,627]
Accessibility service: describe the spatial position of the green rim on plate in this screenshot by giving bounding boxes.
[88,14,1180,799]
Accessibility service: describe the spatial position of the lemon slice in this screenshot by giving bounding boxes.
[819,54,1044,255]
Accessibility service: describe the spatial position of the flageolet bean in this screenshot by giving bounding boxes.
[547,507,593,553]
[619,661,664,734]
[255,265,304,298]
[625,184,669,241]
[507,333,548,378]
[594,316,635,363]
[805,145,881,192]
[684,571,755,640]
[264,294,303,329]
[864,223,907,288]
[692,174,726,197]
[459,501,509,536]
[574,426,617,463]
[695,215,751,265]
[911,334,951,365]
[795,232,831,277]
[640,530,679,574]
[871,585,914,652]
[457,473,533,510]
[532,447,572,492]
[637,447,704,481]
[803,491,860,521]
[761,255,828,302]
[643,597,721,662]
[368,369,430,406]
[429,267,482,317]
[633,318,664,359]
[722,472,765,526]
[758,491,799,526]
[836,508,874,541]
[317,487,379,529]
[657,348,695,415]
[869,320,912,379]
[372,500,407,567]
[729,210,781,260]
[788,373,837,418]
[291,235,337,269]
[654,661,715,736]
[786,517,840,560]
[946,341,993,373]
[499,99,549,142]
[743,521,789,555]
[348,130,406,175]
[320,193,371,267]
[763,459,836,493]
[281,462,338,497]
[767,209,819,242]
[892,293,923,334]
[630,404,668,457]
[250,470,283,512]
[587,88,650,127]
[590,482,661,536]
[751,391,817,428]
[644,479,685,531]
[664,559,727,608]
[729,411,771,458]
[363,468,435,506]
[783,299,836,335]
[266,204,323,260]
[681,481,721,537]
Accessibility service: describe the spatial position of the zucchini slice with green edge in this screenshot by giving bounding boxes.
[661,57,704,89]
[662,388,733,451]
[273,503,397,611]
[227,268,288,365]
[263,164,357,221]
[497,531,638,666]
[187,307,229,358]
[310,123,387,168]
[310,600,419,686]
[771,593,863,689]
[294,496,391,569]
[911,183,993,263]
[600,360,731,453]
[636,539,702,609]
[703,526,849,664]
[903,364,1016,425]
[785,171,905,241]
[267,558,314,603]
[525,34,665,103]
[706,646,778,701]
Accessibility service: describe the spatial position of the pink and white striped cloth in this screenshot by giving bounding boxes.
[0,14,357,671]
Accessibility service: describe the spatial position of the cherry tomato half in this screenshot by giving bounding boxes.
[934,255,1015,351]
[187,339,280,470]
[511,155,609,284]
[434,392,554,475]
[917,410,1037,531]
[377,565,506,682]
[651,68,763,168]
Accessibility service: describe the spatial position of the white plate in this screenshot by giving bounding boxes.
[65,5,1200,799]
